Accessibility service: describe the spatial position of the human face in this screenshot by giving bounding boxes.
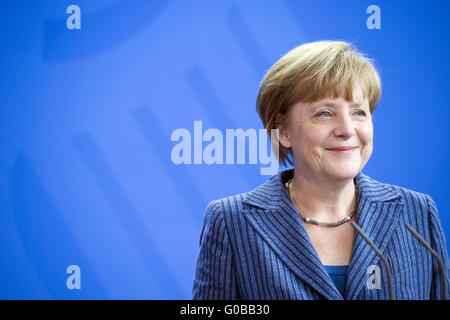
[278,85,373,182]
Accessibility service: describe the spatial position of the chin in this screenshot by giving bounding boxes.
[327,165,361,181]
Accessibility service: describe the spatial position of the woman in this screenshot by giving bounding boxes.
[192,41,450,300]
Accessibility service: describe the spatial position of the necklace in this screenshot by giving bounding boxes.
[285,178,356,227]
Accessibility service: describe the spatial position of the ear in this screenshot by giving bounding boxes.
[275,113,292,149]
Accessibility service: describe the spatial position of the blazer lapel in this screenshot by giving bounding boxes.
[242,169,342,300]
[345,173,404,300]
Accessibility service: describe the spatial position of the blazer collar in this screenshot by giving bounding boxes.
[241,168,404,300]
[242,168,402,210]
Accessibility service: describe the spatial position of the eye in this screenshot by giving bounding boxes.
[354,110,367,117]
[317,111,332,118]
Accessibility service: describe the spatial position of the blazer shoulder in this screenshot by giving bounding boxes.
[361,173,431,203]
[206,191,253,219]
[380,179,437,219]
[390,182,433,206]
[357,173,437,222]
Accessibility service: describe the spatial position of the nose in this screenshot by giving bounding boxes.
[333,113,356,138]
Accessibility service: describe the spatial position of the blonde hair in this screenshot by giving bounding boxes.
[256,40,381,167]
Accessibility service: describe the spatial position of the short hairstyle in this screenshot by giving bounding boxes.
[256,40,381,167]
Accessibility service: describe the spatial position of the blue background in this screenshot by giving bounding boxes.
[0,0,449,299]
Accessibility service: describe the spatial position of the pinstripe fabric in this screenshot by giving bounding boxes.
[192,169,450,300]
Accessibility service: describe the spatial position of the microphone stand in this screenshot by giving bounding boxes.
[351,221,394,300]
[405,223,447,300]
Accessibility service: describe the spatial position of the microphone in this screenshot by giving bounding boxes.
[405,223,447,300]
[351,221,394,300]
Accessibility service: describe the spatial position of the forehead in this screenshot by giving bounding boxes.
[288,83,370,116]
[312,85,368,107]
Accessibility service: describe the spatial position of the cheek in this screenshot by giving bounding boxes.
[295,126,325,151]
[292,128,328,163]
[360,121,374,145]
[359,122,374,158]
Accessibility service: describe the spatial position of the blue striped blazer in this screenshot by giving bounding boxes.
[192,169,450,300]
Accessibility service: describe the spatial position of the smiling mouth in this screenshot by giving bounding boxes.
[325,147,358,153]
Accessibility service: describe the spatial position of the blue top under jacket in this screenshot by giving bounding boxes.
[324,265,348,297]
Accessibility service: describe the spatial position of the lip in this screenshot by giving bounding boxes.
[326,146,358,153]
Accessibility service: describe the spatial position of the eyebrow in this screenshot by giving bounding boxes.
[321,102,363,108]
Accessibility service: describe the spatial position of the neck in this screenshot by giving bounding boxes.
[289,168,357,222]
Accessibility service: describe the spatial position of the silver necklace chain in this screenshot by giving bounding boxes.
[285,178,356,227]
